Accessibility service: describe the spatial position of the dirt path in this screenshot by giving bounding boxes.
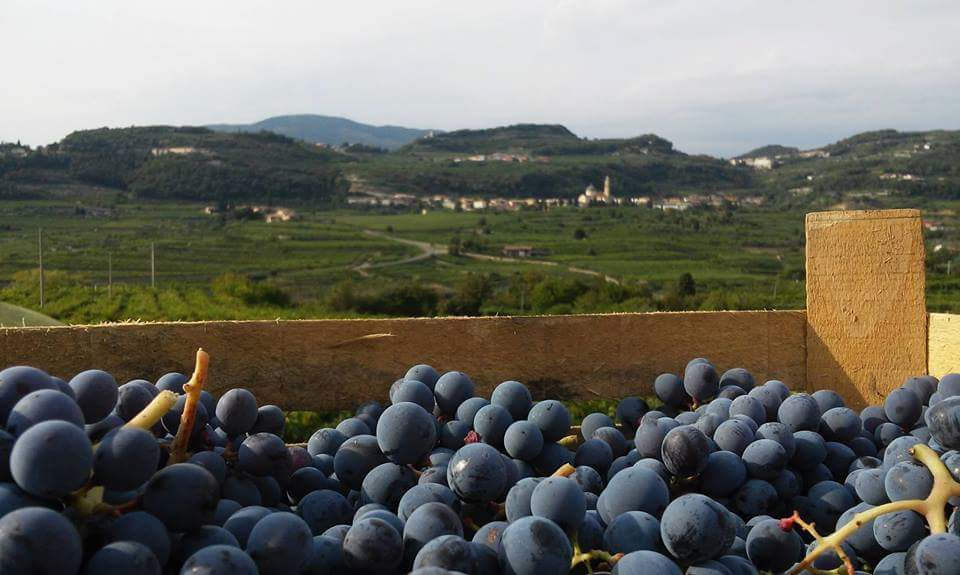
[354,229,620,285]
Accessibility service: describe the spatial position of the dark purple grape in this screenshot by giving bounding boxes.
[434,371,475,416]
[473,403,512,448]
[155,372,188,394]
[238,432,291,477]
[604,510,662,554]
[491,380,533,420]
[684,362,719,402]
[301,535,344,574]
[7,388,84,436]
[116,380,155,422]
[142,463,219,531]
[596,466,669,525]
[660,493,736,563]
[104,510,171,565]
[360,462,417,510]
[245,511,313,575]
[0,506,82,575]
[498,515,572,575]
[377,401,437,465]
[405,364,440,391]
[447,442,507,502]
[528,399,572,442]
[392,379,436,412]
[699,450,747,498]
[661,425,711,477]
[813,389,845,413]
[342,517,404,572]
[222,506,272,547]
[0,365,57,426]
[745,518,803,572]
[402,501,464,565]
[216,388,258,436]
[885,387,923,427]
[189,450,227,484]
[412,534,474,573]
[10,419,92,498]
[905,533,960,574]
[181,544,258,575]
[778,394,822,432]
[529,476,585,533]
[613,550,682,574]
[68,369,118,424]
[307,428,347,456]
[251,405,285,436]
[93,426,160,490]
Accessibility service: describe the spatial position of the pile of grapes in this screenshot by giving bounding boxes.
[3,350,960,574]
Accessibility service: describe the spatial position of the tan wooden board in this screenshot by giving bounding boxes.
[0,311,806,411]
[805,209,927,408]
[929,313,960,378]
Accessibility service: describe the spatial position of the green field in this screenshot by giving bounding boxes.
[0,301,61,327]
[1,198,958,324]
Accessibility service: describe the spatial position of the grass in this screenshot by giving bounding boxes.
[0,301,62,327]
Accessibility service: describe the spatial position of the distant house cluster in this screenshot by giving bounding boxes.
[729,156,775,170]
[880,173,924,182]
[501,245,549,258]
[451,152,551,164]
[203,205,298,222]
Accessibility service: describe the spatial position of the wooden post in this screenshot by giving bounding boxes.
[37,228,44,309]
[150,242,155,289]
[805,209,926,407]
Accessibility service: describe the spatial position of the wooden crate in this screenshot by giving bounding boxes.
[0,209,947,410]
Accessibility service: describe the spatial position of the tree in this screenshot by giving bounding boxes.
[573,228,587,240]
[678,272,696,297]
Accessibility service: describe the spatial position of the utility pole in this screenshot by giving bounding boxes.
[37,228,44,309]
[150,243,156,289]
[108,253,113,298]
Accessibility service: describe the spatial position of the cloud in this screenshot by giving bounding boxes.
[2,0,958,155]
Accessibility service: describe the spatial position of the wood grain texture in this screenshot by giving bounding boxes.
[805,209,926,408]
[928,313,960,377]
[0,311,806,411]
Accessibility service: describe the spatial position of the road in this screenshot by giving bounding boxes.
[353,229,620,284]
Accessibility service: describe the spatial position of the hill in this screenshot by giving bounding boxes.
[0,302,62,327]
[1,126,345,203]
[208,114,436,150]
[736,145,800,159]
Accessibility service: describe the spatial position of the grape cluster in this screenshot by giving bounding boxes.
[4,355,960,574]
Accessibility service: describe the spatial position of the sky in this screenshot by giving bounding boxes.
[2,0,959,157]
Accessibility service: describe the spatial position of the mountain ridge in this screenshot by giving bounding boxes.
[207,114,437,150]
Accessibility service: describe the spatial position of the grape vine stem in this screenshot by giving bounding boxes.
[123,390,178,432]
[788,443,960,575]
[168,348,209,464]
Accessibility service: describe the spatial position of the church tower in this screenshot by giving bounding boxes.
[603,175,611,199]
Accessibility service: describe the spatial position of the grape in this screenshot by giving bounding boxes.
[188,450,227,484]
[405,364,440,391]
[729,395,766,425]
[813,389,845,413]
[142,463,219,531]
[874,510,926,552]
[861,405,889,434]
[434,371,475,415]
[473,520,509,549]
[162,394,208,440]
[361,462,418,510]
[791,429,827,470]
[570,464,604,494]
[593,425,628,457]
[806,481,855,532]
[661,425,711,477]
[155,372,188,394]
[10,419,92,498]
[504,420,544,461]
[732,479,778,517]
[529,476,586,533]
[245,511,313,575]
[213,499,242,526]
[904,376,937,405]
[821,407,863,442]
[93,426,160,490]
[528,400,572,442]
[720,368,755,392]
[103,511,171,565]
[82,540,161,575]
[778,394,822,432]
[403,502,464,564]
[341,517,404,572]
[905,533,960,574]
[612,550,682,575]
[581,412,615,440]
[575,438,614,474]
[399,483,458,521]
[392,379,436,412]
[300,535,344,575]
[713,419,754,455]
[222,475,262,506]
[439,420,471,450]
[7,388,85,435]
[181,544,258,575]
[238,432,291,477]
[447,442,507,502]
[498,515,573,575]
[0,365,57,426]
[298,489,353,534]
[772,468,802,500]
[885,387,923,427]
[876,421,907,447]
[412,534,475,572]
[212,388,258,437]
[684,362,720,402]
[926,396,960,450]
[742,439,787,480]
[223,506,273,547]
[745,518,802,572]
[615,396,649,433]
[251,405,285,436]
[172,525,240,570]
[491,380,533,420]
[68,369,118,424]
[686,559,737,575]
[875,552,907,575]
[116,380,156,422]
[311,453,334,475]
[655,373,689,408]
[634,420,666,459]
[699,450,747,497]
[596,466,669,525]
[824,441,857,481]
[603,510,662,554]
[885,462,934,501]
[333,434,386,490]
[855,467,890,505]
[307,428,347,456]
[377,401,438,465]
[718,385,746,400]
[695,413,725,438]
[474,403,513,448]
[455,397,490,427]
[0,506,82,575]
[506,477,542,522]
[661,493,736,563]
[883,436,923,471]
[676,411,700,425]
[335,417,371,437]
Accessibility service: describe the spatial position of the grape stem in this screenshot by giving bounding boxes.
[552,463,577,478]
[123,390,178,432]
[168,348,210,464]
[788,443,960,575]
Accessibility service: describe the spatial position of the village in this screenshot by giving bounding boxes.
[346,175,768,213]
